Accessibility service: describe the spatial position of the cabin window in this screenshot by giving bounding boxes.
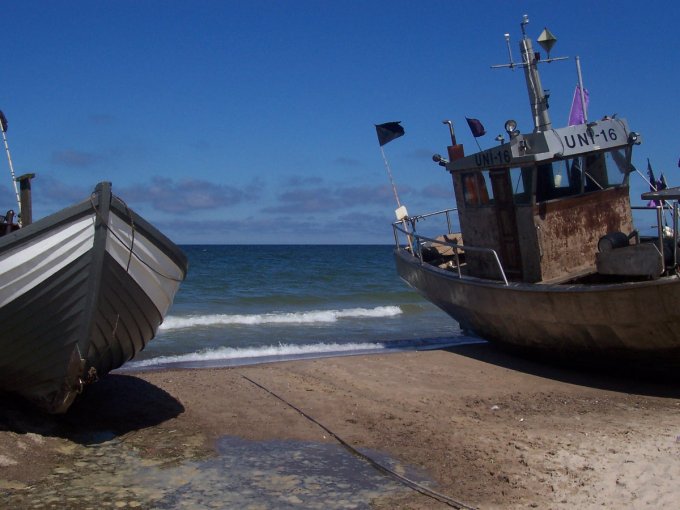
[604,149,632,184]
[583,153,609,191]
[462,171,493,207]
[534,151,630,201]
[560,149,629,196]
[564,158,584,194]
[558,157,596,195]
[536,162,580,202]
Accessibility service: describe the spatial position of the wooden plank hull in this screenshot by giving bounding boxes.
[0,183,187,412]
[395,248,680,368]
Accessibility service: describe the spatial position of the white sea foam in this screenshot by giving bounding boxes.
[120,337,483,372]
[126,342,388,369]
[160,305,403,331]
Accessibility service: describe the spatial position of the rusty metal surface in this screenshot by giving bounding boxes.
[394,248,680,367]
[534,186,633,282]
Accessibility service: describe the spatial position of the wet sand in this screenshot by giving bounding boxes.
[1,343,680,509]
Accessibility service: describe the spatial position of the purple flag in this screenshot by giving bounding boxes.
[568,85,589,126]
[465,117,486,138]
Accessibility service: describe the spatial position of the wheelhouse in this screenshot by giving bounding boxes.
[447,118,641,284]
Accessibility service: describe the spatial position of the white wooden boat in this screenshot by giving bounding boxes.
[0,180,187,412]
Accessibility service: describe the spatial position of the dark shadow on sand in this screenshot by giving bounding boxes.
[444,342,680,399]
[0,374,184,444]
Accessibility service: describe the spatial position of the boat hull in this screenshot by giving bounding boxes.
[395,248,680,368]
[0,183,187,412]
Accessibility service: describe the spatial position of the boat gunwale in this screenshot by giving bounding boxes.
[109,195,188,274]
[0,182,188,276]
[394,246,680,294]
[0,197,95,255]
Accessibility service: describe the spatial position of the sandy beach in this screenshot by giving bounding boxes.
[1,343,679,509]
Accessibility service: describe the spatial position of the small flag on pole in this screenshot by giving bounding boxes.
[375,122,405,146]
[568,85,589,126]
[465,117,486,138]
[646,159,666,207]
[647,158,657,192]
[0,111,7,133]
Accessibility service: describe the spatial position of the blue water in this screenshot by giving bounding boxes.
[126,245,478,370]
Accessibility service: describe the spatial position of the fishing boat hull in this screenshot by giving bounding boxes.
[395,248,680,368]
[0,182,187,413]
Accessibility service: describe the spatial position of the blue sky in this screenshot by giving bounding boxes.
[0,1,678,244]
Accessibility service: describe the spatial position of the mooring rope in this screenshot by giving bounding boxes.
[240,374,477,510]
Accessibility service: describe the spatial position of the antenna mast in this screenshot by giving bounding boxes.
[491,14,568,133]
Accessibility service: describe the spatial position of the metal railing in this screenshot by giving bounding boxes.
[392,209,509,285]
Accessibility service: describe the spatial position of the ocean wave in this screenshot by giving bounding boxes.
[122,337,481,371]
[126,342,387,369]
[160,305,403,331]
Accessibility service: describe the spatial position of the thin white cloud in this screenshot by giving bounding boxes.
[117,176,262,213]
[51,149,104,168]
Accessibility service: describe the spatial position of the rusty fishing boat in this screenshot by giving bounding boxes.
[0,117,187,413]
[391,16,680,369]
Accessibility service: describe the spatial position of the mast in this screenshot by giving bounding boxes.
[492,15,568,134]
[519,18,551,132]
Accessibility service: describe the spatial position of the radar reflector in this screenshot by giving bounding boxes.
[537,27,557,57]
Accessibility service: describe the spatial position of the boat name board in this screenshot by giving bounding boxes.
[449,118,631,172]
[554,119,630,158]
[473,147,512,168]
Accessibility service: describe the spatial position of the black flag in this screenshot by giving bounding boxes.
[465,117,486,138]
[647,159,658,192]
[0,111,7,133]
[375,121,404,146]
[647,159,667,207]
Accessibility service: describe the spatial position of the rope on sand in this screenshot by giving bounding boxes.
[241,374,477,510]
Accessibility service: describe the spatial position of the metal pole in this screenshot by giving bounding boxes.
[380,146,415,254]
[575,56,588,123]
[521,35,551,131]
[443,120,456,145]
[0,126,21,221]
[657,205,664,259]
[380,146,401,208]
[504,33,514,69]
[674,201,678,270]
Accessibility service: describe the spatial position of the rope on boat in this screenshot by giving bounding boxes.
[120,198,136,273]
[240,374,477,510]
[89,195,183,282]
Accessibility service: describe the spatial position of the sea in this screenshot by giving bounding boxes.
[125,244,482,371]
